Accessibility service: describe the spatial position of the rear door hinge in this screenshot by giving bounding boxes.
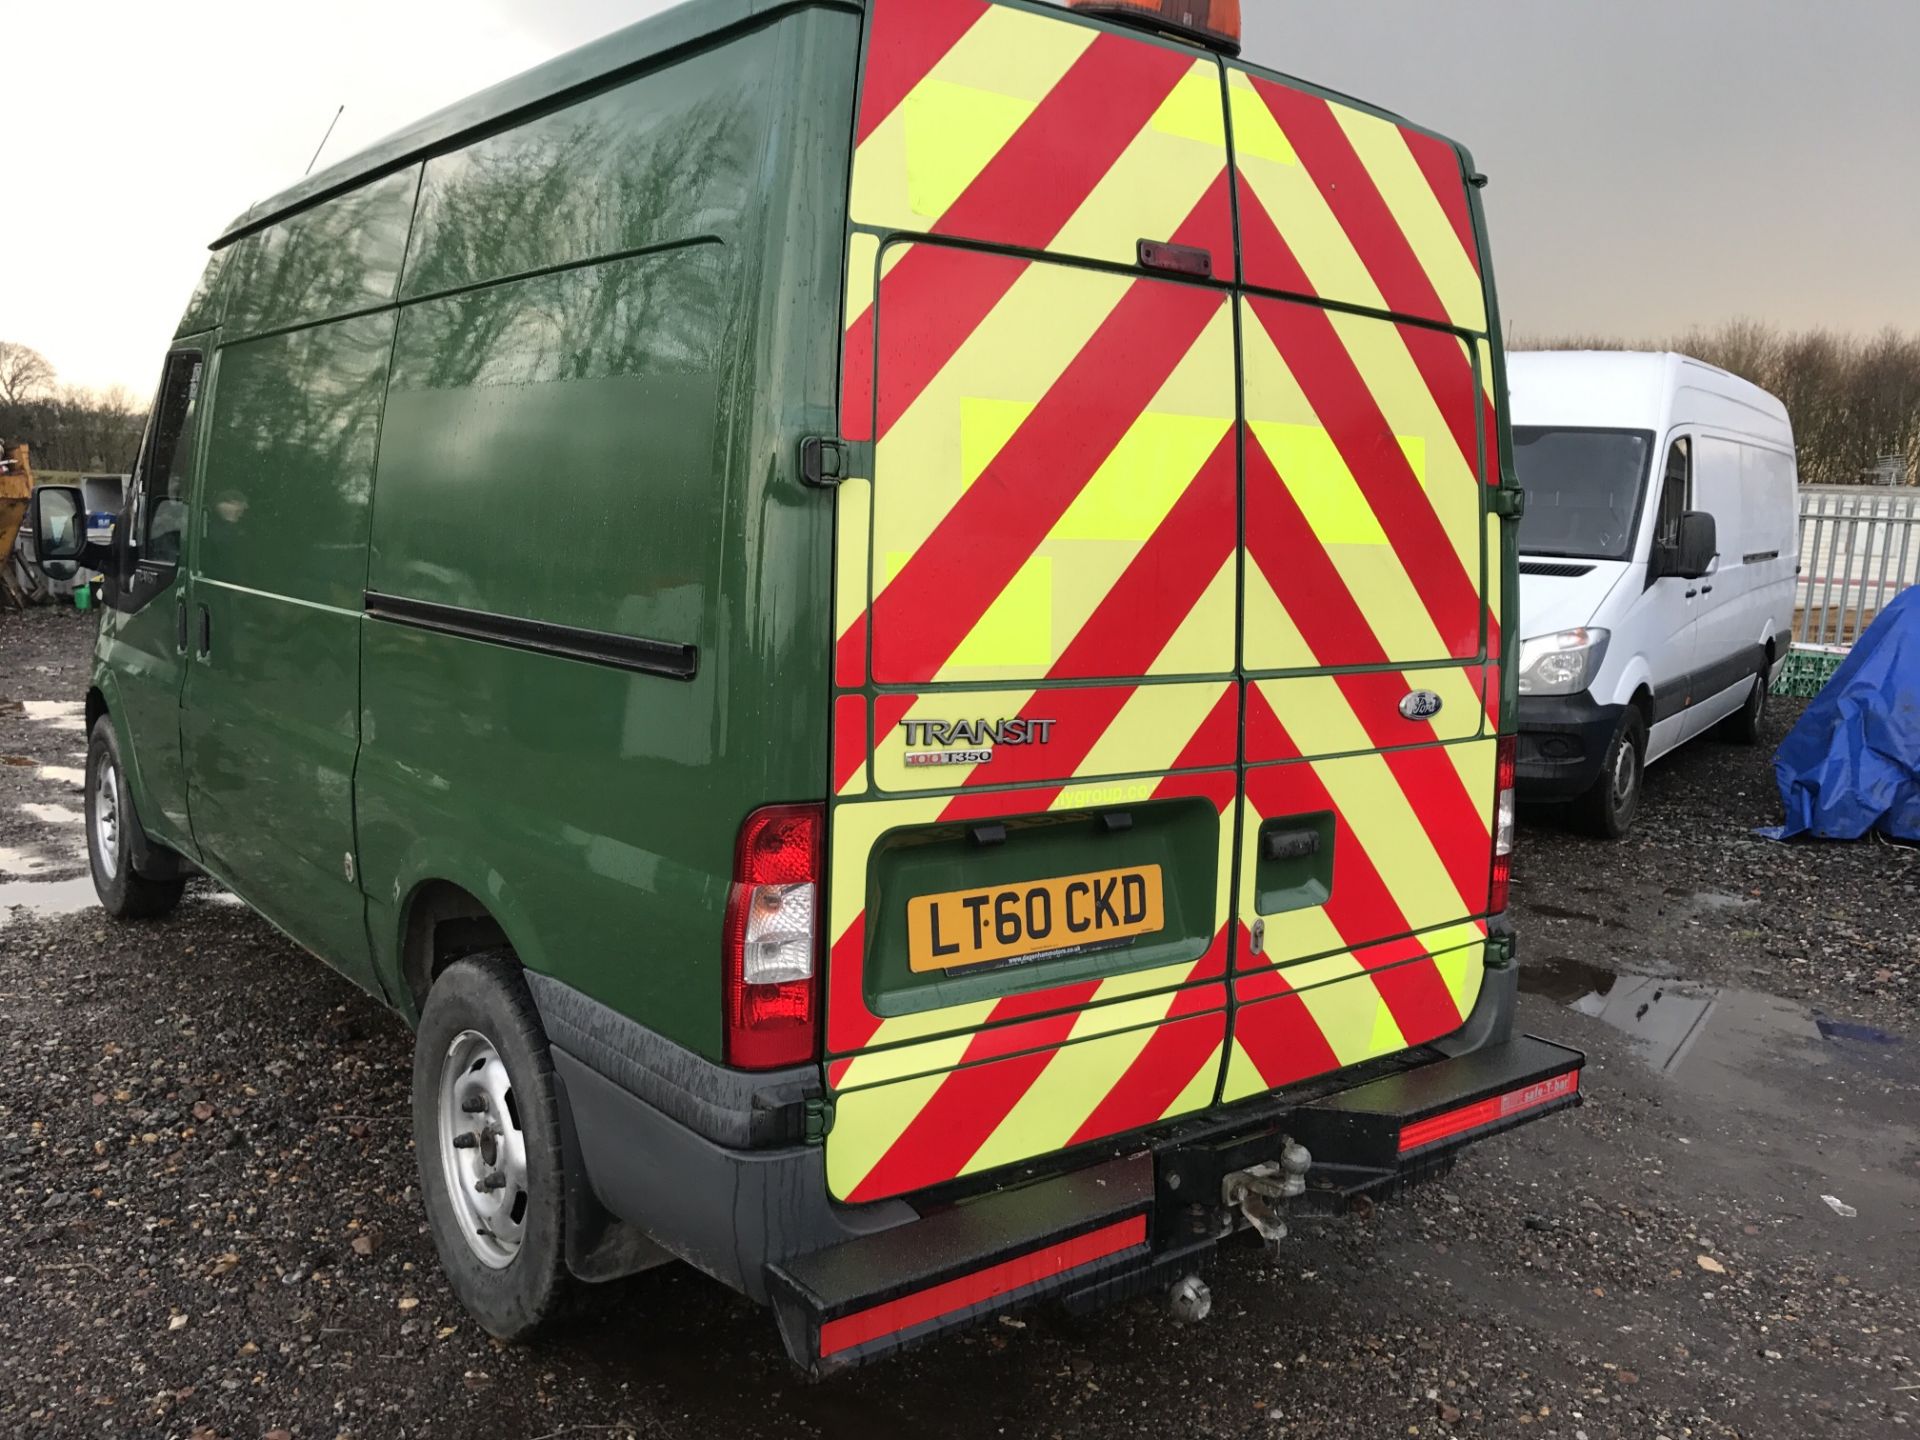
[800,436,872,489]
[803,1094,835,1143]
[1490,487,1527,521]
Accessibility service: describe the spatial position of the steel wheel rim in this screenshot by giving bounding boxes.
[1610,735,1639,812]
[93,758,120,882]
[437,1029,529,1270]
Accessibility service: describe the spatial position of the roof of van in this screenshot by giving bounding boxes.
[1506,350,1793,444]
[216,0,1443,250]
[217,0,790,245]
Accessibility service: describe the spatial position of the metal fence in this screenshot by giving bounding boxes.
[1794,486,1920,646]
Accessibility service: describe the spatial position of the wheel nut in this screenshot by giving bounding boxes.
[474,1173,506,1193]
[460,1096,487,1114]
[451,1132,478,1150]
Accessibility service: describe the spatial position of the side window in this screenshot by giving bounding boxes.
[136,352,204,569]
[1653,436,1691,557]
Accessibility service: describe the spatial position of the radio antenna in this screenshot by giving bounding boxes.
[304,105,346,177]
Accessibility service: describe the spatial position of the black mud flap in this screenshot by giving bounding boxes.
[1289,1034,1585,1193]
[766,1154,1156,1378]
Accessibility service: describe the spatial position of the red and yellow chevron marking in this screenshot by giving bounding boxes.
[1230,68,1484,333]
[820,0,1504,1205]
[1243,293,1487,669]
[841,0,1235,446]
[1243,678,1495,972]
[1222,923,1488,1102]
[825,770,1235,1203]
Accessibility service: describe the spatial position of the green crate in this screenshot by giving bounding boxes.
[1771,646,1847,699]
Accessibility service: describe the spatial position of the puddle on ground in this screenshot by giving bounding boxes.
[20,802,81,825]
[0,875,98,927]
[1523,956,1917,1087]
[20,700,85,732]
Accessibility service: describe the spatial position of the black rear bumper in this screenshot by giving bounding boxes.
[767,1034,1585,1377]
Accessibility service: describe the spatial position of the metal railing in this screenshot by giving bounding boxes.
[1795,486,1920,646]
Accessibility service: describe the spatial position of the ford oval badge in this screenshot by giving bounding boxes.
[1400,689,1443,721]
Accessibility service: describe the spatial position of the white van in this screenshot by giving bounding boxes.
[1506,352,1798,836]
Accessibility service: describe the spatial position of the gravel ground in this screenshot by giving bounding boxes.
[1,602,1915,1440]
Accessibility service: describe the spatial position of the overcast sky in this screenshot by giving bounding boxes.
[7,0,1915,398]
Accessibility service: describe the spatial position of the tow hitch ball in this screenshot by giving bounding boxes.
[1222,1138,1313,1252]
[1167,1273,1212,1324]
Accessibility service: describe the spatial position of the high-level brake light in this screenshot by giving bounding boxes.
[1067,0,1242,54]
[723,804,823,1069]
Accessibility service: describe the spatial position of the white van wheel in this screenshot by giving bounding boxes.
[1720,669,1768,746]
[1575,709,1646,840]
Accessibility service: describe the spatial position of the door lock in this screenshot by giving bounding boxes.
[1248,918,1266,956]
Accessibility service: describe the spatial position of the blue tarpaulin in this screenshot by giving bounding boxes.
[1761,586,1920,841]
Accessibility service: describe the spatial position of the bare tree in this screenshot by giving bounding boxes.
[0,341,55,407]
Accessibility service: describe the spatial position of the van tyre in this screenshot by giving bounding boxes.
[1719,668,1768,745]
[414,953,571,1341]
[1575,709,1646,839]
[85,718,186,919]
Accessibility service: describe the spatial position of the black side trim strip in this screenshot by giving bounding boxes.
[364,591,697,681]
[1743,550,1780,564]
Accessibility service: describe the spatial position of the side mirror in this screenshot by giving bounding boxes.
[28,484,88,580]
[1675,510,1717,580]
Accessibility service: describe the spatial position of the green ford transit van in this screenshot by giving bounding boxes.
[28,0,1582,1374]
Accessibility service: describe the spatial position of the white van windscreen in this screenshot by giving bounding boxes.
[1513,426,1655,561]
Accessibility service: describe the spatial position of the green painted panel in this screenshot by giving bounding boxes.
[221,167,419,340]
[356,625,733,1045]
[199,315,393,610]
[371,246,725,637]
[182,310,392,994]
[174,250,231,339]
[400,29,775,300]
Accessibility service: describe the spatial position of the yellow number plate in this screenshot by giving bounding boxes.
[907,866,1165,974]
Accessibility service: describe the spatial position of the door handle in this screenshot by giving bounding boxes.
[196,605,211,658]
[1685,589,1699,599]
[1263,827,1322,862]
[175,598,188,652]
[1701,584,1714,594]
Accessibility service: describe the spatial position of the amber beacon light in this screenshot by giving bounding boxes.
[1067,0,1243,54]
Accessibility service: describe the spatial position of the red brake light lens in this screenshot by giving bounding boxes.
[1067,0,1242,53]
[1489,736,1517,914]
[723,804,824,1070]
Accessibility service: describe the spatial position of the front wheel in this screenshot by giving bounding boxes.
[413,953,571,1340]
[1574,708,1647,840]
[85,718,185,919]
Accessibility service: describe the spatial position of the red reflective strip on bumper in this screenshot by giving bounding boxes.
[1397,1069,1581,1155]
[817,1215,1148,1359]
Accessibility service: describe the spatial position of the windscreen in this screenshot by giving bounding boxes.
[1513,427,1655,561]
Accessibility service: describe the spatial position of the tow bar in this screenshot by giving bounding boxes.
[1221,1139,1312,1250]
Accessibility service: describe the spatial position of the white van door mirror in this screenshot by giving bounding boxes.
[1673,511,1718,581]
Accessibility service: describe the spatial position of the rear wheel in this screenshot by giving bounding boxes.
[1718,665,1769,745]
[85,718,186,919]
[413,953,571,1340]
[1574,708,1646,839]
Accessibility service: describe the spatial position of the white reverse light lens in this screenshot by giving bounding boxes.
[741,882,816,985]
[1517,627,1610,697]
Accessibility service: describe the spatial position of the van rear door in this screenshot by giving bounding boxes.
[1223,65,1503,1101]
[824,0,1239,1205]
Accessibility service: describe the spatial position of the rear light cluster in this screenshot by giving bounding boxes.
[724,804,823,1070]
[1489,736,1517,914]
[1066,0,1242,54]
